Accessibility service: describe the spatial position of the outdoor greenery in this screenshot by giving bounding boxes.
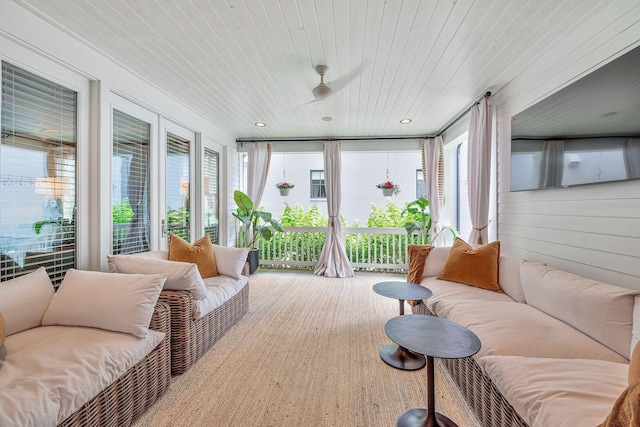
[259,200,438,270]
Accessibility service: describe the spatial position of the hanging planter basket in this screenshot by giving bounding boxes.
[381,188,394,196]
[276,182,294,196]
[376,180,400,197]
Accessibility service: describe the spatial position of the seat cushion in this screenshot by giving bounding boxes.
[192,275,249,319]
[419,277,514,316]
[0,325,164,426]
[438,300,627,363]
[480,355,628,427]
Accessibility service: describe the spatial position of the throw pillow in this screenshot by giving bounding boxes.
[0,312,5,348]
[437,238,501,292]
[212,245,250,279]
[598,381,640,427]
[169,234,218,278]
[630,342,640,385]
[42,269,166,338]
[107,254,208,300]
[0,267,55,336]
[407,244,433,284]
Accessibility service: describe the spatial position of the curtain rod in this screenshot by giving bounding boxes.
[236,135,431,144]
[436,91,491,136]
[236,91,491,145]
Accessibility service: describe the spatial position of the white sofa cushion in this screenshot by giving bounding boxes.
[0,325,164,426]
[521,260,639,359]
[438,300,627,363]
[193,275,249,319]
[481,355,627,427]
[419,277,514,315]
[212,245,249,279]
[108,254,208,300]
[0,267,54,336]
[499,255,526,303]
[421,246,450,278]
[42,269,166,338]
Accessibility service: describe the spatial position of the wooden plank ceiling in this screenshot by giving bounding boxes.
[14,0,615,140]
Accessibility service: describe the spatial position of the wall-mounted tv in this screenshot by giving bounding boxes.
[510,45,640,192]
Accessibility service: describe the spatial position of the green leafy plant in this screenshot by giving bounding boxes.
[403,197,431,244]
[232,190,284,249]
[112,198,135,224]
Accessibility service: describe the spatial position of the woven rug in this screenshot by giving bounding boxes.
[134,270,481,427]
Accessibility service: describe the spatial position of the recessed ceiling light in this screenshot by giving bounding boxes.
[399,119,412,124]
[255,122,267,127]
[322,116,333,122]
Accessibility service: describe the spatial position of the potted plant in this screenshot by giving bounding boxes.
[232,190,284,273]
[376,181,400,196]
[403,197,431,244]
[275,181,295,196]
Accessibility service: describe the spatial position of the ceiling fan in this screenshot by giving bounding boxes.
[312,65,333,100]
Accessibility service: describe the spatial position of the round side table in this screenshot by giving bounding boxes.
[373,281,433,371]
[385,315,481,427]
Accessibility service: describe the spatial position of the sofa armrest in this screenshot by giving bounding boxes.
[149,300,171,335]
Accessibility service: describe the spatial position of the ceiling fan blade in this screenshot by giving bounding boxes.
[325,63,366,95]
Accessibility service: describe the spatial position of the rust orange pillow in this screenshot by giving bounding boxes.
[0,311,6,348]
[629,342,640,385]
[437,238,501,292]
[407,244,433,284]
[168,234,218,278]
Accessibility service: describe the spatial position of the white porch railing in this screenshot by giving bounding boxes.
[258,226,419,273]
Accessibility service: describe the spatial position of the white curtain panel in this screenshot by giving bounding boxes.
[247,142,272,208]
[624,138,640,179]
[421,136,444,243]
[467,96,492,246]
[314,141,354,278]
[540,140,565,188]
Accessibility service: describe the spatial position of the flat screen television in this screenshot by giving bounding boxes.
[510,45,640,191]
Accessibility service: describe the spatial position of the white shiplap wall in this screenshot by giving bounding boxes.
[494,3,640,289]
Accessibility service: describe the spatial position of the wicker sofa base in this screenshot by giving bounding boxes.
[413,302,528,427]
[58,301,172,427]
[159,282,249,375]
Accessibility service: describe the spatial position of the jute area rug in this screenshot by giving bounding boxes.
[134,270,481,427]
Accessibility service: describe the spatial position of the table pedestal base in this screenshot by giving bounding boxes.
[397,408,458,427]
[380,343,426,371]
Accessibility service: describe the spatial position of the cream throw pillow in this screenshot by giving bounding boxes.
[520,260,638,359]
[0,267,54,336]
[212,245,250,279]
[42,269,166,338]
[169,234,218,278]
[108,254,208,300]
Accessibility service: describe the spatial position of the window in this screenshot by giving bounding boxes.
[166,132,191,243]
[203,147,219,243]
[112,110,150,255]
[310,170,325,199]
[416,169,427,199]
[1,61,77,285]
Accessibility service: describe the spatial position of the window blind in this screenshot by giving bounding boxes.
[1,61,77,285]
[204,147,219,244]
[166,132,190,243]
[112,109,151,255]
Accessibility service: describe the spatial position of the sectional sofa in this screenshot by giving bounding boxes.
[108,244,250,375]
[0,267,171,426]
[407,243,638,427]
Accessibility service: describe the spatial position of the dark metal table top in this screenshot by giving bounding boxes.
[385,315,481,360]
[373,281,433,301]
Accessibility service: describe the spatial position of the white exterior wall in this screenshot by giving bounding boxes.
[494,2,640,289]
